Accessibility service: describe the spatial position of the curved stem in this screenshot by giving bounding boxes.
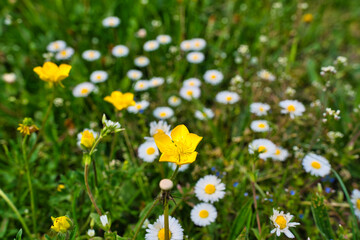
[164,195,170,240]
[170,165,180,181]
[84,163,102,216]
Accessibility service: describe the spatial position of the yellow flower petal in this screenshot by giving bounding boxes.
[179,152,198,165]
[183,133,203,152]
[170,124,189,143]
[159,153,179,163]
[154,132,177,153]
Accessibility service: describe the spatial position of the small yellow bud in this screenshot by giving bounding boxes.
[81,130,95,149]
[51,216,71,233]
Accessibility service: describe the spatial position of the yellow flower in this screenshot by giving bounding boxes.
[33,62,71,85]
[104,91,136,111]
[57,184,65,192]
[17,118,39,136]
[81,130,95,149]
[51,216,71,233]
[302,13,313,23]
[154,124,202,166]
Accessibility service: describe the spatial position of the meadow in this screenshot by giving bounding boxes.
[1,0,360,239]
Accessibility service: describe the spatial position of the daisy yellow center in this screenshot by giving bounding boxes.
[311,161,321,169]
[109,19,115,25]
[153,80,158,84]
[185,43,190,48]
[199,210,209,218]
[160,112,167,117]
[187,90,193,96]
[259,107,264,112]
[96,75,102,80]
[139,58,145,63]
[149,42,155,48]
[81,88,89,94]
[195,42,200,47]
[158,228,171,240]
[61,50,67,56]
[189,82,195,86]
[172,98,178,103]
[136,104,142,110]
[356,199,360,210]
[226,96,232,101]
[263,72,270,79]
[54,43,59,49]
[193,55,198,60]
[89,52,95,58]
[211,74,216,79]
[258,123,266,128]
[258,145,267,153]
[139,83,144,88]
[117,48,124,54]
[132,73,138,78]
[287,105,296,112]
[205,184,216,194]
[161,36,166,41]
[146,147,155,155]
[275,216,287,230]
[275,149,281,155]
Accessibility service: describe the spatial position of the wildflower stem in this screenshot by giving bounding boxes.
[22,135,37,234]
[170,165,180,181]
[251,181,262,235]
[0,188,32,238]
[84,163,102,216]
[164,194,170,240]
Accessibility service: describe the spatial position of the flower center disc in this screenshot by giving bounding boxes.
[311,161,321,169]
[258,123,266,128]
[158,228,171,240]
[81,88,89,94]
[357,199,360,210]
[226,96,232,101]
[205,184,216,194]
[199,210,209,218]
[275,215,287,230]
[160,112,167,117]
[287,105,296,112]
[147,147,155,155]
[258,146,267,153]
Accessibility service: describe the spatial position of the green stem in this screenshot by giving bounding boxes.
[164,196,170,240]
[0,188,32,238]
[84,163,102,216]
[170,165,180,181]
[22,136,37,234]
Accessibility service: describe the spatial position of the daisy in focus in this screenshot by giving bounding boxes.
[179,86,201,101]
[194,175,225,203]
[102,16,120,27]
[302,153,331,177]
[250,102,270,116]
[145,215,183,240]
[279,100,305,118]
[204,70,223,85]
[270,209,300,238]
[248,139,276,160]
[112,45,129,58]
[82,50,101,61]
[215,91,240,104]
[190,203,217,227]
[250,120,271,132]
[72,82,95,97]
[138,141,159,163]
[351,189,360,220]
[271,146,289,161]
[153,107,174,120]
[90,70,108,83]
[257,69,276,81]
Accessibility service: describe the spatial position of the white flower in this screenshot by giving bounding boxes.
[279,100,305,118]
[102,16,120,27]
[215,91,240,104]
[179,86,201,101]
[191,203,217,227]
[191,38,206,51]
[320,66,336,76]
[250,120,271,132]
[248,139,276,160]
[270,209,300,238]
[2,73,16,83]
[257,69,276,81]
[144,40,160,52]
[55,47,74,60]
[134,80,150,92]
[138,140,159,163]
[168,162,189,172]
[203,70,223,85]
[90,70,108,83]
[195,108,214,120]
[145,215,183,240]
[180,40,193,51]
[186,52,205,64]
[77,129,98,148]
[183,78,201,87]
[168,96,182,107]
[46,40,66,52]
[82,50,101,61]
[134,56,150,67]
[351,189,360,220]
[100,215,109,227]
[136,28,147,38]
[72,82,95,97]
[127,100,150,113]
[87,229,95,237]
[149,120,171,137]
[194,175,226,203]
[112,45,129,58]
[153,107,174,120]
[156,35,172,44]
[334,56,347,65]
[150,77,165,87]
[127,69,143,81]
[250,102,270,116]
[302,153,331,177]
[272,146,289,162]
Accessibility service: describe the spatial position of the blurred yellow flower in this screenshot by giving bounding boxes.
[33,62,71,85]
[51,216,71,233]
[104,91,136,111]
[17,118,39,136]
[57,184,65,192]
[80,130,95,149]
[154,124,202,165]
[302,13,313,23]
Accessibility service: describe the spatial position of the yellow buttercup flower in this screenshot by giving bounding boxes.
[154,124,202,166]
[57,184,65,192]
[302,13,313,23]
[33,62,71,85]
[17,118,39,136]
[104,91,136,111]
[80,130,95,149]
[51,216,71,233]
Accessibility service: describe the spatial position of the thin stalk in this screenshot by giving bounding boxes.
[251,181,261,235]
[123,128,137,166]
[170,165,180,181]
[0,188,32,238]
[164,196,170,240]
[84,163,102,216]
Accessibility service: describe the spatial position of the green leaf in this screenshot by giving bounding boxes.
[14,229,22,240]
[228,200,253,240]
[311,194,335,240]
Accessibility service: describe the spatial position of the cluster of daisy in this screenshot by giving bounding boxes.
[320,65,337,76]
[249,139,289,162]
[322,108,341,122]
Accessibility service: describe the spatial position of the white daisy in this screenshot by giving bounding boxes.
[195,108,214,120]
[168,162,189,172]
[72,82,95,97]
[215,91,240,104]
[183,78,201,87]
[270,209,300,238]
[156,35,172,44]
[127,69,143,81]
[134,56,150,67]
[127,100,150,114]
[134,80,150,92]
[112,45,129,58]
[302,153,331,177]
[46,40,66,52]
[250,102,271,116]
[203,70,223,85]
[87,229,95,237]
[271,146,289,162]
[191,38,207,51]
[150,77,165,88]
[194,175,226,203]
[250,120,271,132]
[257,69,276,81]
[168,96,182,107]
[186,52,205,64]
[191,203,217,227]
[102,16,120,27]
[145,215,184,240]
[82,50,101,61]
[55,47,74,60]
[77,129,98,148]
[149,120,171,137]
[138,140,159,163]
[179,86,201,101]
[90,70,108,83]
[153,107,174,120]
[279,100,305,118]
[351,189,360,220]
[180,40,193,51]
[144,40,160,52]
[2,73,16,84]
[248,139,276,160]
